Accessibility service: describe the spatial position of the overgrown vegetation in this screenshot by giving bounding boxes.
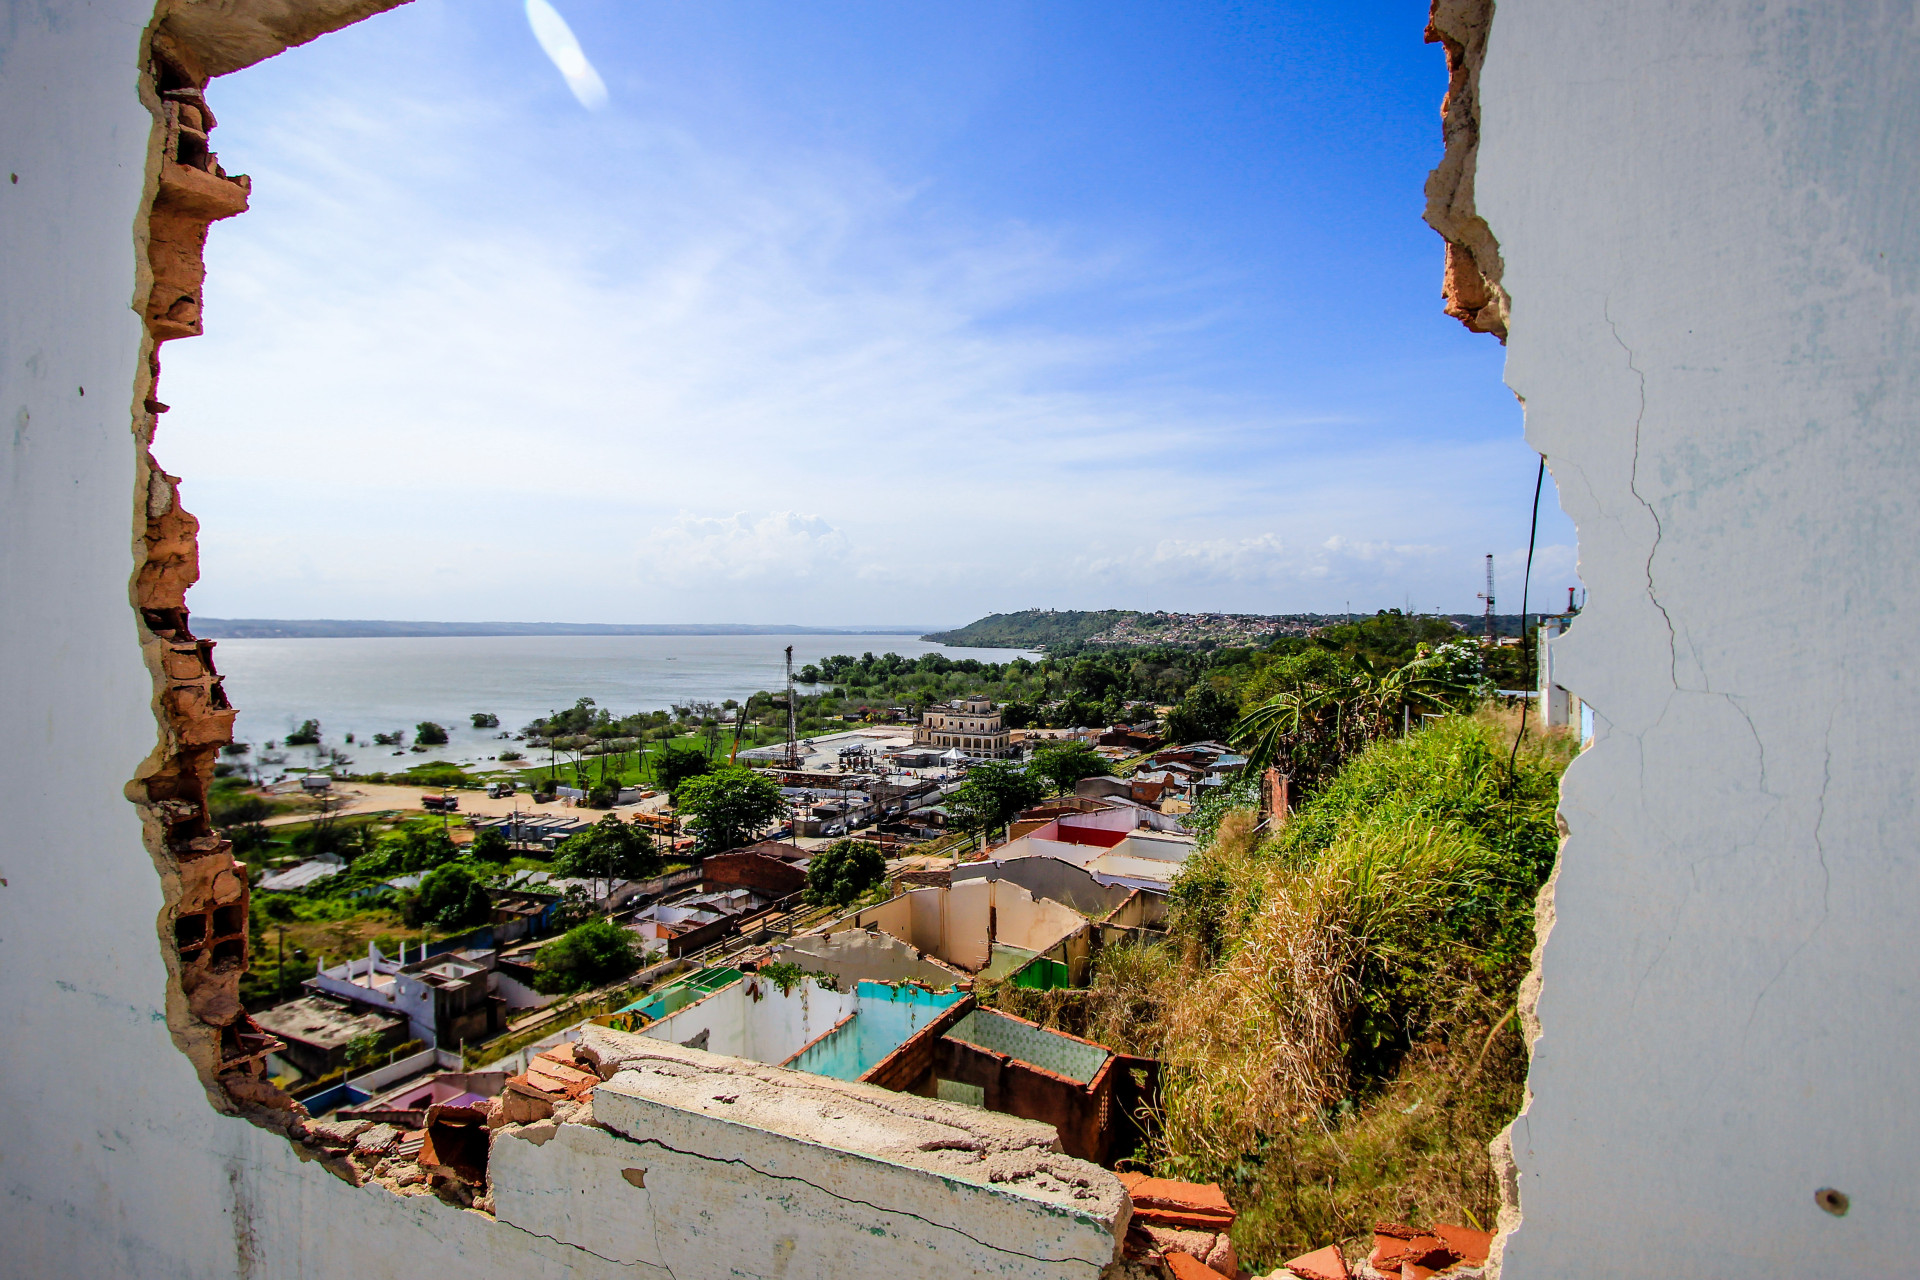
[801,839,886,907]
[983,709,1574,1270]
[533,918,644,994]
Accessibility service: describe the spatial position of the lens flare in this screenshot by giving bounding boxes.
[524,0,609,111]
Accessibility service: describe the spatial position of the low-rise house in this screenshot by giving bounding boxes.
[625,887,776,958]
[251,994,407,1081]
[919,1007,1156,1167]
[336,1068,508,1129]
[487,888,559,946]
[975,806,1197,893]
[820,879,1088,978]
[308,944,508,1047]
[629,970,968,1081]
[257,852,344,892]
[700,848,807,898]
[1095,724,1162,752]
[761,930,971,991]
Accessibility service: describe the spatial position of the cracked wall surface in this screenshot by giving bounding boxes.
[1471,1,1920,1273]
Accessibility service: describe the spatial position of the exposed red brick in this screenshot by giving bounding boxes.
[1164,1251,1221,1280]
[1285,1244,1351,1280]
[419,1102,490,1186]
[1430,1223,1491,1265]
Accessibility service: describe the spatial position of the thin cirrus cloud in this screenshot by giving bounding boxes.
[524,0,609,110]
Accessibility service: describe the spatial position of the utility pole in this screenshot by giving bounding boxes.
[1477,554,1497,645]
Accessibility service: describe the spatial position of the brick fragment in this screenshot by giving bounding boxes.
[1285,1244,1350,1280]
[1165,1251,1221,1280]
[1430,1224,1491,1265]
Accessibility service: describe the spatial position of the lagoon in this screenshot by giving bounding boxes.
[211,632,1036,770]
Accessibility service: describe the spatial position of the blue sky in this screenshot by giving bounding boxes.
[160,0,1577,626]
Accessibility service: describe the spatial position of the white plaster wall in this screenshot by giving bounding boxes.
[1479,3,1920,1272]
[994,883,1085,955]
[641,978,858,1065]
[490,1057,1123,1279]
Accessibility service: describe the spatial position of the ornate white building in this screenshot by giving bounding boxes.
[913,696,1015,759]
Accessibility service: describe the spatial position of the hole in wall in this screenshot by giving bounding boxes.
[120,0,1537,1241]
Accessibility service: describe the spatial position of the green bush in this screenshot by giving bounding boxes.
[284,719,321,746]
[409,863,491,930]
[533,918,642,994]
[802,839,886,908]
[676,765,786,855]
[1028,740,1112,795]
[415,721,450,746]
[471,826,512,863]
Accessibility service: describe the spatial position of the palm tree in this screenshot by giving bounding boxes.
[1231,649,1476,792]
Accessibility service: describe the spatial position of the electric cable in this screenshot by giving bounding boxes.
[1508,456,1547,781]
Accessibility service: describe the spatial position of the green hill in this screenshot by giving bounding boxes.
[922,609,1138,649]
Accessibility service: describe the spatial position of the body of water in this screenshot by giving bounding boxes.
[211,633,1037,771]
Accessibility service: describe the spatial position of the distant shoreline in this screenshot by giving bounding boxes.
[194,618,946,640]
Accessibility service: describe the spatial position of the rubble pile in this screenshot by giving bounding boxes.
[1272,1220,1492,1280]
[1116,1171,1238,1277]
[293,1041,599,1205]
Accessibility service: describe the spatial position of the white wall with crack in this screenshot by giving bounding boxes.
[1472,2,1920,1273]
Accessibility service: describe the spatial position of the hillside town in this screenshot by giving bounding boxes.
[216,622,1592,1278]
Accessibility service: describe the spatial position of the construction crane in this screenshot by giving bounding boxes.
[1477,554,1497,644]
[728,692,750,765]
[784,645,800,770]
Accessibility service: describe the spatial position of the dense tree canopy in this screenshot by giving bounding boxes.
[1028,741,1112,795]
[947,762,1048,838]
[802,839,887,907]
[676,765,786,854]
[533,918,643,994]
[409,862,491,930]
[554,814,661,889]
[653,742,715,796]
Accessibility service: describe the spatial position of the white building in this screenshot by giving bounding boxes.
[913,696,1015,759]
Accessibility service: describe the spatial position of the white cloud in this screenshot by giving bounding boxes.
[636,512,851,585]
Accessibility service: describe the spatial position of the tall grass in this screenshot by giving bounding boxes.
[996,709,1574,1269]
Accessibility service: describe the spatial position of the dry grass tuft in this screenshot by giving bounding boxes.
[978,711,1573,1272]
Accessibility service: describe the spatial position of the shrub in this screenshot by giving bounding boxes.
[211,793,273,829]
[533,918,642,994]
[498,749,524,762]
[675,766,786,855]
[415,721,449,746]
[409,862,491,930]
[1141,710,1576,1266]
[284,719,322,747]
[471,826,512,863]
[1029,740,1112,795]
[585,781,618,809]
[652,743,713,797]
[802,839,886,908]
[471,712,500,728]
